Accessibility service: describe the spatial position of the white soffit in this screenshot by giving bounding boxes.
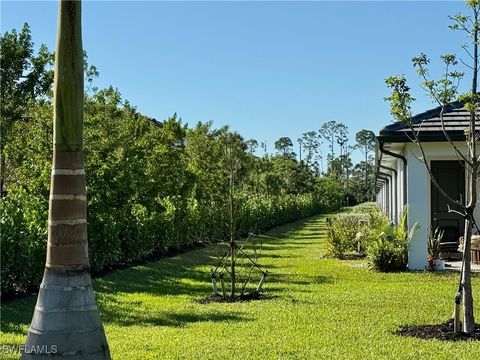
[381,142,404,169]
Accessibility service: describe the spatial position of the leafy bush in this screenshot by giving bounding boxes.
[1,188,336,295]
[366,210,418,272]
[237,193,324,236]
[1,99,345,295]
[367,234,406,272]
[326,214,369,258]
[325,204,419,272]
[0,186,47,294]
[346,202,378,214]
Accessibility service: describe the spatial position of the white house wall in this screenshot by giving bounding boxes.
[405,144,429,270]
[396,158,404,223]
[404,141,480,270]
[377,157,403,224]
[376,187,383,210]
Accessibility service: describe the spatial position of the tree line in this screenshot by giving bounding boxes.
[0,24,374,295]
[272,123,376,204]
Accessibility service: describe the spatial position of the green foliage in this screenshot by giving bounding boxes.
[4,214,480,359]
[326,204,419,272]
[352,130,376,202]
[237,193,324,236]
[384,75,415,125]
[326,214,368,258]
[1,87,345,296]
[346,201,378,214]
[366,235,403,272]
[366,209,419,272]
[325,202,375,258]
[0,25,348,296]
[298,131,320,168]
[427,227,444,260]
[314,175,345,211]
[0,23,54,126]
[274,136,294,158]
[0,185,47,294]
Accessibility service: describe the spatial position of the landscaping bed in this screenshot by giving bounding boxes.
[2,212,480,359]
[397,319,480,341]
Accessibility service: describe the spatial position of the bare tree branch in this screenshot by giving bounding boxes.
[460,56,475,70]
[447,204,465,217]
[409,126,466,209]
[416,68,472,164]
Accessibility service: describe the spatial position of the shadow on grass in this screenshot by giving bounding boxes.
[267,273,335,287]
[99,297,252,327]
[257,253,301,260]
[1,213,331,337]
[1,297,36,335]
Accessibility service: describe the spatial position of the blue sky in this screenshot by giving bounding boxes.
[1,1,472,162]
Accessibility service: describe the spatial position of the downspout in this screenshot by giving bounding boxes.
[379,140,407,207]
[379,164,398,223]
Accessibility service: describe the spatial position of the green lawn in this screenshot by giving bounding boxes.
[2,213,480,359]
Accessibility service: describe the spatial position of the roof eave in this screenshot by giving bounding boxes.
[377,131,467,143]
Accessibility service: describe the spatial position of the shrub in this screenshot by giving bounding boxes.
[326,214,369,258]
[1,93,345,296]
[367,233,406,272]
[366,210,418,272]
[0,186,47,294]
[1,188,338,296]
[237,193,324,236]
[347,202,378,214]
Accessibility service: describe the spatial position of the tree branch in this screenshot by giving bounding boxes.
[460,56,474,71]
[417,70,472,164]
[447,204,465,217]
[409,126,466,209]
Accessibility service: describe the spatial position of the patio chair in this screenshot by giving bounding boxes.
[438,226,460,254]
[457,235,480,265]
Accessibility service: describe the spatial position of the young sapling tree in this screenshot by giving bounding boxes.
[385,0,479,333]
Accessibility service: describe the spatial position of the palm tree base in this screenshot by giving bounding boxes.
[22,268,110,359]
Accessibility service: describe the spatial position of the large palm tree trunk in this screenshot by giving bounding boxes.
[22,1,110,359]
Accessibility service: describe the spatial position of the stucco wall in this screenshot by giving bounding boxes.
[404,142,480,270]
[396,158,403,223]
[376,157,403,224]
[405,145,429,270]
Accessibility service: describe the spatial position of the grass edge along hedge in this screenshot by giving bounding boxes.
[1,190,340,296]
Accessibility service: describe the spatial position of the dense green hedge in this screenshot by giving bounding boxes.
[237,193,334,235]
[1,189,334,295]
[1,91,344,295]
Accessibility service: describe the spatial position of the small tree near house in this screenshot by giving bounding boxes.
[385,0,479,334]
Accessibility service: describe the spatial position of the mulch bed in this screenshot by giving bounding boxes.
[340,253,366,260]
[196,292,275,304]
[396,319,480,341]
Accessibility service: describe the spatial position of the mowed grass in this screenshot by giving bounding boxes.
[2,213,480,359]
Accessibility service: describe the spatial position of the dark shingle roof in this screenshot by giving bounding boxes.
[378,101,480,142]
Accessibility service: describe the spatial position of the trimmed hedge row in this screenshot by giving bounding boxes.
[1,189,337,296]
[1,94,345,296]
